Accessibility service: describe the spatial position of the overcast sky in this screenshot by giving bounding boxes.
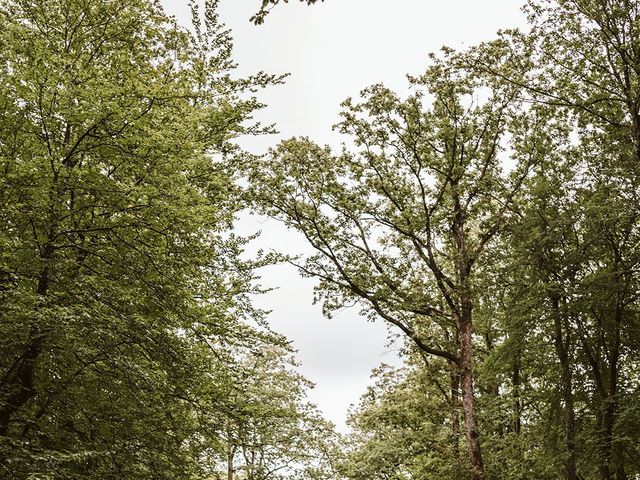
[162,0,527,432]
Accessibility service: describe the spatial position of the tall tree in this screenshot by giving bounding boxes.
[0,0,284,477]
[248,53,547,478]
[258,0,640,477]
[466,2,640,477]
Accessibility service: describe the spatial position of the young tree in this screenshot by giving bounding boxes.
[221,346,340,480]
[341,360,465,480]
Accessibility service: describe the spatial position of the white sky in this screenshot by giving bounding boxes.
[161,0,527,432]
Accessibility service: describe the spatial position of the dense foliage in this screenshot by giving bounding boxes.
[0,0,334,478]
[3,0,640,479]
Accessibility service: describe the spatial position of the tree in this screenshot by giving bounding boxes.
[465,1,640,478]
[0,0,284,477]
[245,0,640,477]
[248,52,547,478]
[221,346,340,480]
[341,360,466,480]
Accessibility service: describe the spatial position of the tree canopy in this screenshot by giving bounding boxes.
[0,0,333,478]
[3,0,640,479]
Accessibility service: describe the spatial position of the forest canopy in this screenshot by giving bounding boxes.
[1,0,640,479]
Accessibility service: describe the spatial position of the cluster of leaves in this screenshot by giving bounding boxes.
[251,0,322,25]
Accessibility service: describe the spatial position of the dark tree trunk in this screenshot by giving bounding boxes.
[227,445,235,480]
[551,295,578,480]
[0,257,51,436]
[449,362,461,462]
[0,336,44,436]
[459,308,484,480]
[600,306,623,480]
[614,440,627,480]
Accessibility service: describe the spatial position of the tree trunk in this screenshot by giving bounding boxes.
[551,295,578,480]
[614,440,626,480]
[600,321,622,480]
[0,257,51,436]
[0,336,44,436]
[449,362,461,463]
[444,325,461,464]
[459,309,484,479]
[451,179,484,479]
[227,445,235,480]
[609,307,625,480]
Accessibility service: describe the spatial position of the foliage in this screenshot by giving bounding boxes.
[247,49,554,478]
[222,346,341,480]
[0,0,333,479]
[247,0,640,479]
[251,0,322,25]
[3,0,640,479]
